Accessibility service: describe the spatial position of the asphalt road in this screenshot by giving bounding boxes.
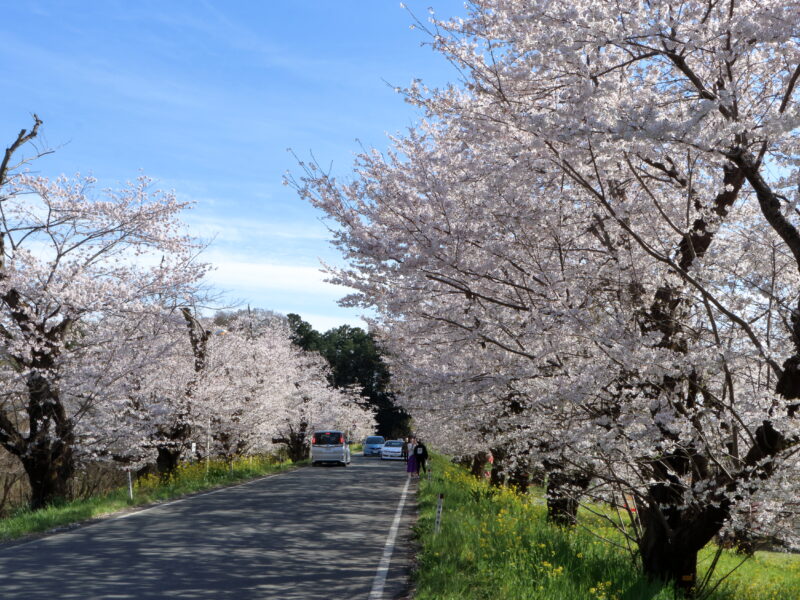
[0,456,416,600]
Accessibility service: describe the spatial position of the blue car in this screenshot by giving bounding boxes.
[363,435,385,457]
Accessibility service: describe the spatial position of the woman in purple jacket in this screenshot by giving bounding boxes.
[406,439,417,475]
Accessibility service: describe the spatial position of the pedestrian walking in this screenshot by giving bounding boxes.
[406,446,417,475]
[413,439,429,475]
[401,437,409,461]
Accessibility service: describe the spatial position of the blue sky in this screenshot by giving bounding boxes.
[0,0,466,331]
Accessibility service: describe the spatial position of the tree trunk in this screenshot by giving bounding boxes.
[489,447,506,488]
[469,451,489,478]
[20,442,74,510]
[273,424,309,462]
[155,419,191,480]
[287,432,309,462]
[488,447,530,493]
[156,446,182,480]
[638,497,729,596]
[545,467,590,526]
[19,370,75,509]
[507,466,530,494]
[546,479,579,527]
[640,532,698,596]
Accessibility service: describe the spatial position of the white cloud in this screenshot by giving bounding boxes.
[292,312,368,332]
[184,212,329,245]
[205,254,344,297]
[201,250,375,332]
[201,254,373,332]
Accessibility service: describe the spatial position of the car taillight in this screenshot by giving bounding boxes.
[311,436,316,445]
[339,436,345,444]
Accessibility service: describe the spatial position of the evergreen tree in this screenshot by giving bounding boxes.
[286,314,409,438]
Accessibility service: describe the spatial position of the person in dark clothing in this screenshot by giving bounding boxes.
[401,437,409,461]
[413,440,429,474]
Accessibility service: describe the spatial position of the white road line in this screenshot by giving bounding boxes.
[119,468,300,513]
[368,474,412,600]
[111,469,301,519]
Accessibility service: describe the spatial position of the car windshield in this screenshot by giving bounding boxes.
[366,437,385,444]
[384,441,404,447]
[313,432,342,445]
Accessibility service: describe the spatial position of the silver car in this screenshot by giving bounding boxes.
[310,430,351,466]
[363,435,385,457]
[380,439,406,460]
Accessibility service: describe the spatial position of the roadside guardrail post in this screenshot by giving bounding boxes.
[434,493,444,534]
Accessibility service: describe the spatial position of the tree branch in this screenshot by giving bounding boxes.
[0,115,42,188]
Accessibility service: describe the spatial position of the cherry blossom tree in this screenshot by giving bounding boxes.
[0,119,207,508]
[112,310,200,477]
[196,313,304,462]
[295,0,800,592]
[268,348,374,461]
[179,310,376,464]
[64,312,190,472]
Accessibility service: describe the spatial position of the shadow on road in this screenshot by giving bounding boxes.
[0,457,414,600]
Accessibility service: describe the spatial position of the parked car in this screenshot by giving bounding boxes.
[363,435,385,457]
[310,430,351,466]
[380,439,406,460]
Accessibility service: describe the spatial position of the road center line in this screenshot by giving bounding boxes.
[368,474,412,600]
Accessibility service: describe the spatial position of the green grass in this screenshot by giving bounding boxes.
[0,454,300,542]
[413,456,800,600]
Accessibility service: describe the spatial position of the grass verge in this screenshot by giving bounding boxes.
[413,455,800,600]
[0,454,300,543]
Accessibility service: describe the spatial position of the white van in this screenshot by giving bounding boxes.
[310,430,351,466]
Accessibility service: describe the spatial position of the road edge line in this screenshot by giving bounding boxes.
[368,474,412,600]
